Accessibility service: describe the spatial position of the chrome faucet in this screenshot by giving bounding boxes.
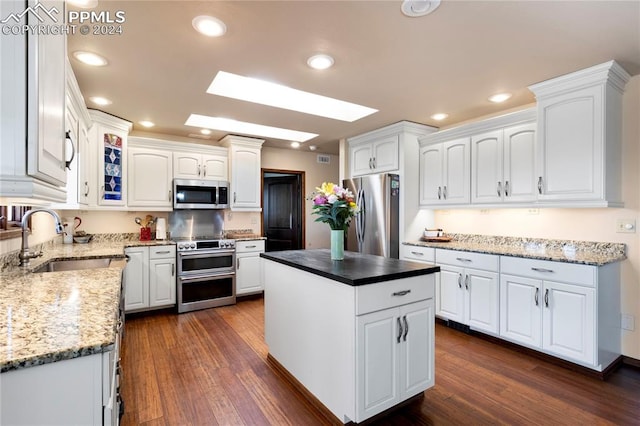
[19,208,64,267]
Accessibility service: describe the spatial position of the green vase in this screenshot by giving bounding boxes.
[330,229,345,260]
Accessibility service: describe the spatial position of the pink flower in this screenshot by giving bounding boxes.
[313,195,327,205]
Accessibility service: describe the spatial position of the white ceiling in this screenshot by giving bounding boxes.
[68,1,640,155]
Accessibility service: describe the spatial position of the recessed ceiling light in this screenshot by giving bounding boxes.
[309,145,317,151]
[430,113,449,121]
[192,15,226,37]
[188,133,212,140]
[73,51,108,66]
[207,71,377,122]
[290,142,301,148]
[488,93,512,103]
[185,114,318,142]
[401,0,441,17]
[88,96,112,106]
[307,54,334,70]
[139,120,155,128]
[66,0,98,8]
[200,129,212,135]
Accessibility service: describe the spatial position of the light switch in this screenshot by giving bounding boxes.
[616,219,636,233]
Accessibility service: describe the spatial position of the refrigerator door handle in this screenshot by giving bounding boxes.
[360,189,366,248]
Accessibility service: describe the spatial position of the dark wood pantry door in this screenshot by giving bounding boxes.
[262,173,303,251]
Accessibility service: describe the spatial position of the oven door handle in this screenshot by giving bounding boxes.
[179,273,235,284]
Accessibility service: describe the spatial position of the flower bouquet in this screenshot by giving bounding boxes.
[312,182,359,259]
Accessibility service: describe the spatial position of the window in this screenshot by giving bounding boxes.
[0,205,31,240]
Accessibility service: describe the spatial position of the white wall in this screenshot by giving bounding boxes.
[261,146,340,249]
[434,75,640,360]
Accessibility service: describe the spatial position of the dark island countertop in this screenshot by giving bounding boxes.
[260,249,439,286]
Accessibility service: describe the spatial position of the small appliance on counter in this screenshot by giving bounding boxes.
[421,228,452,242]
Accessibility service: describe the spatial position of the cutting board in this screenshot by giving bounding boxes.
[420,236,452,242]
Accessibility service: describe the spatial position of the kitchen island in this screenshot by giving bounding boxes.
[261,249,439,424]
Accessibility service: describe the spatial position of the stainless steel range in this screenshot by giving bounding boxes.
[176,237,236,313]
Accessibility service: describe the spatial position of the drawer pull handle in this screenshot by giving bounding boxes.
[531,267,554,273]
[456,257,472,262]
[410,251,424,256]
[246,245,256,248]
[392,290,411,296]
[534,287,539,306]
[403,315,409,341]
[397,317,403,343]
[156,250,171,254]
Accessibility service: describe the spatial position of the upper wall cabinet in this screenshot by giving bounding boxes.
[128,145,173,209]
[349,134,399,177]
[529,60,630,207]
[0,0,67,202]
[88,111,133,208]
[419,109,537,208]
[221,135,264,211]
[471,122,537,204]
[173,151,228,180]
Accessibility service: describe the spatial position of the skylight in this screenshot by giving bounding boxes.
[206,71,378,122]
[184,114,318,142]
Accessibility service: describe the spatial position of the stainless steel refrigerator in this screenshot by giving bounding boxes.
[343,173,400,258]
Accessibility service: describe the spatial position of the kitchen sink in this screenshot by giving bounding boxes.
[33,258,114,273]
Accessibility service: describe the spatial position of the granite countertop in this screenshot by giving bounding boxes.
[0,236,174,373]
[261,249,439,286]
[403,234,626,266]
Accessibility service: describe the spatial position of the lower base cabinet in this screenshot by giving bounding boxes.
[500,256,618,370]
[236,240,265,295]
[356,299,434,421]
[124,245,176,312]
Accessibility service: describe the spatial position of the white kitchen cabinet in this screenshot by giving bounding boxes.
[149,246,177,307]
[0,0,68,202]
[471,122,537,204]
[529,60,630,207]
[419,138,470,206]
[500,256,619,370]
[356,299,434,422]
[128,147,173,208]
[221,135,265,211]
[435,249,500,335]
[124,245,176,312]
[349,134,399,177]
[123,246,148,311]
[89,111,132,208]
[173,151,228,180]
[236,240,265,296]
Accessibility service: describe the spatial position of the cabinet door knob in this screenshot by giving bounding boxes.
[443,186,447,199]
[233,192,237,203]
[464,274,469,290]
[505,180,510,197]
[497,181,502,197]
[369,158,373,169]
[203,165,207,177]
[198,164,201,176]
[458,273,462,288]
[84,181,89,197]
[402,315,409,341]
[534,287,539,306]
[237,258,240,269]
[437,186,442,200]
[65,130,76,170]
[373,157,376,169]
[397,317,403,344]
[169,190,172,201]
[538,176,543,194]
[544,288,549,307]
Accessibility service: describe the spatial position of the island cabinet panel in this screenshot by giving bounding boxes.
[263,252,437,424]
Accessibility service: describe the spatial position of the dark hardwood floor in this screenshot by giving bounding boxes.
[120,297,640,426]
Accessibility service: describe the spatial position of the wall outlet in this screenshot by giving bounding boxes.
[615,219,636,233]
[527,208,539,215]
[622,314,635,331]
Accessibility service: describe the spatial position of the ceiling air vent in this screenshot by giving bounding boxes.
[317,154,331,164]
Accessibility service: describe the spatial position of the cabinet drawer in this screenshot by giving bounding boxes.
[356,274,435,315]
[236,240,265,253]
[436,249,499,272]
[401,245,435,263]
[500,256,595,287]
[149,245,176,259]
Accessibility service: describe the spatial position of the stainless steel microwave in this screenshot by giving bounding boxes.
[173,179,229,209]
